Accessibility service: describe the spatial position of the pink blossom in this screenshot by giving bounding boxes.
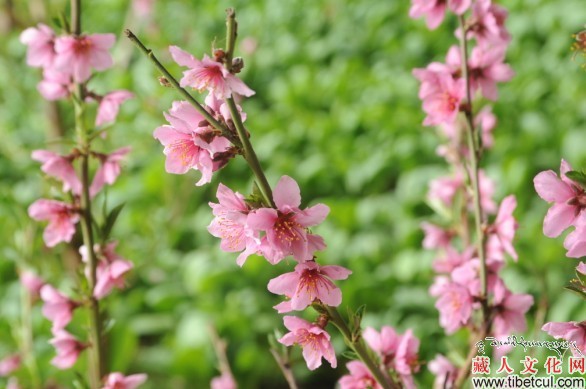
[409,0,471,30]
[90,147,131,197]
[433,282,473,334]
[463,0,511,47]
[395,330,420,377]
[421,73,465,126]
[54,34,115,83]
[363,326,400,366]
[101,372,147,389]
[32,150,81,194]
[445,44,513,100]
[210,373,237,389]
[421,222,453,249]
[534,159,585,238]
[491,282,533,337]
[577,262,586,274]
[154,101,231,185]
[49,330,86,369]
[208,184,260,266]
[267,261,351,311]
[339,361,381,389]
[20,23,56,68]
[486,195,518,261]
[428,175,463,208]
[247,176,329,263]
[478,170,497,214]
[19,270,44,297]
[95,90,134,127]
[428,354,457,389]
[38,68,71,100]
[80,242,134,299]
[40,285,79,331]
[278,316,336,370]
[28,199,80,247]
[432,246,473,273]
[0,354,20,377]
[542,321,586,356]
[169,46,255,99]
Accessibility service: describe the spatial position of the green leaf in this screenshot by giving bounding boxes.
[341,350,358,360]
[564,282,586,300]
[565,171,586,187]
[101,202,125,241]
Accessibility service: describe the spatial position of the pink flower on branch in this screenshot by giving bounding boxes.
[208,183,261,266]
[421,74,465,127]
[428,354,457,389]
[0,354,20,377]
[49,330,86,369]
[247,176,329,263]
[432,281,473,334]
[267,261,351,311]
[101,372,147,389]
[486,195,518,262]
[19,270,45,298]
[38,69,71,100]
[32,150,81,194]
[421,222,453,250]
[20,23,56,68]
[463,0,511,47]
[409,0,471,30]
[278,316,337,370]
[534,159,585,238]
[491,281,533,337]
[542,321,586,356]
[90,146,131,197]
[80,242,134,299]
[95,90,134,127]
[339,361,381,389]
[54,33,115,83]
[154,101,232,186]
[363,326,400,365]
[40,285,79,331]
[28,199,80,247]
[169,45,255,99]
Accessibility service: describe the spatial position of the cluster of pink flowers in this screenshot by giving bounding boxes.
[411,0,534,384]
[339,326,420,388]
[20,21,145,387]
[534,161,586,354]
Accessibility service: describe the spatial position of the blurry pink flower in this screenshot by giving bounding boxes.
[428,354,457,389]
[338,361,381,389]
[32,150,81,194]
[445,44,513,100]
[28,199,79,247]
[434,282,473,334]
[0,354,20,377]
[475,106,496,149]
[267,261,351,311]
[421,74,465,126]
[433,246,473,273]
[132,0,155,18]
[49,330,86,369]
[247,176,329,263]
[439,106,496,161]
[421,222,453,249]
[363,326,400,366]
[210,373,237,389]
[19,270,44,297]
[534,159,585,238]
[278,316,336,370]
[101,372,147,389]
[491,282,533,337]
[40,285,79,331]
[169,46,255,99]
[428,174,462,208]
[95,90,134,127]
[94,258,133,299]
[208,184,260,266]
[542,321,586,356]
[395,330,420,377]
[20,23,56,68]
[38,68,71,100]
[577,262,586,274]
[154,101,231,185]
[463,0,511,47]
[413,62,453,100]
[54,34,115,83]
[90,146,131,197]
[409,0,471,30]
[486,195,518,261]
[478,170,497,214]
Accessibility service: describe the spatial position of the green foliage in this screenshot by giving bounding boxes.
[1,0,586,388]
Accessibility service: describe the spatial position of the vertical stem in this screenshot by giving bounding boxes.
[71,0,104,387]
[458,15,488,312]
[269,347,299,389]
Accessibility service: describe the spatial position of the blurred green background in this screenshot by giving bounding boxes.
[1,0,585,387]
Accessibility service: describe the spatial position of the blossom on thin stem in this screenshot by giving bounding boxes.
[28,199,80,247]
[278,316,336,370]
[54,33,115,83]
[49,330,87,369]
[101,372,148,389]
[542,321,586,356]
[95,90,134,127]
[20,23,56,68]
[40,285,79,331]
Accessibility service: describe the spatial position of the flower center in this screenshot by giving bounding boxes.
[73,36,93,55]
[274,212,303,243]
